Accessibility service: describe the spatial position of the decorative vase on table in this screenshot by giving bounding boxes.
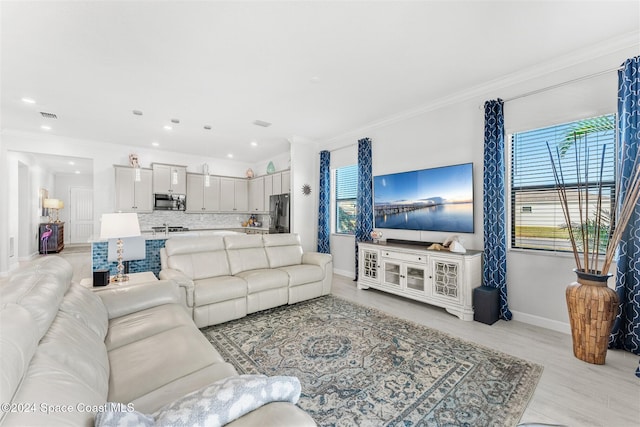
[566,270,619,365]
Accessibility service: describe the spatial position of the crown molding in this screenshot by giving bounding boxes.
[321,31,639,149]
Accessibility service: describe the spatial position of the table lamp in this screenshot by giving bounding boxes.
[54,199,64,222]
[43,198,59,223]
[100,213,141,283]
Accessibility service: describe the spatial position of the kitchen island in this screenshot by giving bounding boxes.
[91,228,268,276]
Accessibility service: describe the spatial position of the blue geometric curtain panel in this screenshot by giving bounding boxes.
[355,137,373,280]
[483,99,512,321]
[317,150,331,254]
[609,56,640,377]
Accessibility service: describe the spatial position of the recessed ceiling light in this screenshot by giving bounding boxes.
[68,161,75,165]
[204,125,212,130]
[22,97,36,104]
[250,141,258,147]
[132,110,143,116]
[152,142,160,147]
[40,125,51,130]
[164,125,172,131]
[75,170,80,174]
[309,76,320,84]
[227,154,233,158]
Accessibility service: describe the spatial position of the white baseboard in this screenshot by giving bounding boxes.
[511,310,571,335]
[333,269,355,280]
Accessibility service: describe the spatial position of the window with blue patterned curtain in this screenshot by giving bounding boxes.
[335,164,358,234]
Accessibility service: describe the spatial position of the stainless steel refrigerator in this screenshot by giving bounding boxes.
[269,193,290,234]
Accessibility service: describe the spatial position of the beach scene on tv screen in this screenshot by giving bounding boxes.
[374,163,474,233]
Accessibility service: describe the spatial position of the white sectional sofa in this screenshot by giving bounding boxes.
[159,233,333,327]
[0,256,315,426]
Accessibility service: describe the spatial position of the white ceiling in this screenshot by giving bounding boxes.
[2,1,639,169]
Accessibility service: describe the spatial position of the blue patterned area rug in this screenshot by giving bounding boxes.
[201,296,542,426]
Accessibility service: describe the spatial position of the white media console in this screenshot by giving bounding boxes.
[357,240,483,321]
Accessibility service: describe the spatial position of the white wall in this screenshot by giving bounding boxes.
[318,43,637,332]
[289,136,318,253]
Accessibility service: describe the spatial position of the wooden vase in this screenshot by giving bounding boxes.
[566,270,619,365]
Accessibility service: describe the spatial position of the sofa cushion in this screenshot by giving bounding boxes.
[0,304,40,414]
[194,276,247,305]
[96,375,301,427]
[59,284,109,340]
[131,362,239,413]
[225,235,270,275]
[235,269,289,293]
[1,256,72,337]
[39,311,110,398]
[165,235,226,256]
[277,264,325,287]
[108,313,224,405]
[105,304,210,352]
[263,234,303,268]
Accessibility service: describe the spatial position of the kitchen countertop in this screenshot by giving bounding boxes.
[89,227,269,242]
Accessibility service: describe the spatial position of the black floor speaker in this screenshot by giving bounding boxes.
[93,269,110,287]
[473,286,499,325]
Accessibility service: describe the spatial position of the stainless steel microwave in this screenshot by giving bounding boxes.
[154,193,186,211]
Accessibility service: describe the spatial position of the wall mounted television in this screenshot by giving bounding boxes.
[373,162,474,233]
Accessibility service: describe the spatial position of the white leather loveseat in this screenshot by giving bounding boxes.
[159,233,333,327]
[0,256,315,426]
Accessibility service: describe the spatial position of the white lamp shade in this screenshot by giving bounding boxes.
[56,200,64,209]
[43,198,59,209]
[100,213,141,239]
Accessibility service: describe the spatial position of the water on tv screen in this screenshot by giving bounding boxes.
[373,163,474,233]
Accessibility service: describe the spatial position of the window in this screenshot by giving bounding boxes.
[335,164,357,234]
[510,114,616,253]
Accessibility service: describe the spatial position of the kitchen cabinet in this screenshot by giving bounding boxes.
[219,177,248,212]
[186,173,220,212]
[114,166,153,212]
[262,169,291,208]
[280,170,291,194]
[357,241,482,321]
[249,176,265,212]
[39,222,64,254]
[152,163,187,194]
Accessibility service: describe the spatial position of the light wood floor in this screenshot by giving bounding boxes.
[6,250,639,427]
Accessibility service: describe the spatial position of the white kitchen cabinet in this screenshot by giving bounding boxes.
[152,163,187,194]
[114,166,153,213]
[248,176,265,212]
[280,170,291,194]
[186,173,220,213]
[357,241,482,321]
[220,177,248,212]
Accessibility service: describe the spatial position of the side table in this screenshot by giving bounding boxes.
[80,271,158,291]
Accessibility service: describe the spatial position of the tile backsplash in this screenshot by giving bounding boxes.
[137,212,270,231]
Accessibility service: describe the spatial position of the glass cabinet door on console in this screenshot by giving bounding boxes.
[404,264,427,294]
[381,260,402,288]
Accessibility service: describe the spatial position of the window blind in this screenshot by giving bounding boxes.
[510,114,616,252]
[335,164,358,234]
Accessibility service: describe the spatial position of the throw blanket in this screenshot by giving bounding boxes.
[95,375,301,427]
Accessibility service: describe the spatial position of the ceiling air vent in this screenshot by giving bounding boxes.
[252,119,272,128]
[40,112,58,119]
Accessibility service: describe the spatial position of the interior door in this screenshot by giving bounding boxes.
[69,187,93,244]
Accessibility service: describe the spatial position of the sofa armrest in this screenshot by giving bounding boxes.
[159,269,195,307]
[302,252,333,296]
[302,252,332,269]
[97,280,181,319]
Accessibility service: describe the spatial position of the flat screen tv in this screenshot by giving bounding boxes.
[373,162,474,233]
